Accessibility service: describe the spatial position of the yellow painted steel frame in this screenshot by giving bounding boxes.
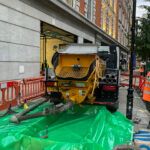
[48,54,106,104]
[47,70,96,104]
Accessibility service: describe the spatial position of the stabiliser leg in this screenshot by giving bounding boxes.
[10,100,74,123]
[10,98,48,123]
[0,104,17,117]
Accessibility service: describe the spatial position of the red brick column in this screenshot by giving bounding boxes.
[95,0,102,27]
[116,0,119,40]
[79,0,85,16]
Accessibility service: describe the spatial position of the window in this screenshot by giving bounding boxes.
[113,18,116,38]
[118,26,120,42]
[63,0,73,7]
[121,30,124,45]
[125,19,127,31]
[120,29,122,43]
[72,0,80,11]
[122,12,125,26]
[122,34,124,45]
[87,0,92,20]
[108,12,112,36]
[103,4,106,31]
[126,21,129,32]
[123,0,126,7]
[114,0,117,13]
[109,17,112,35]
[67,0,73,6]
[110,0,113,7]
[119,4,122,21]
[73,0,76,7]
[124,34,126,46]
[125,35,127,46]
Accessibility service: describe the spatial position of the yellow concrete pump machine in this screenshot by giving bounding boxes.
[10,44,119,123]
[47,44,120,109]
[48,44,106,104]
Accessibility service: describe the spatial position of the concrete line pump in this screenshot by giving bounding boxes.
[10,44,120,123]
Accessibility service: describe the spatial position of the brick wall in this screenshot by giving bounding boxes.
[61,0,132,46]
[79,0,85,15]
[95,0,102,27]
[116,0,119,41]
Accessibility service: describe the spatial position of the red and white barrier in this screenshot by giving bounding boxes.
[0,73,146,112]
[120,73,146,92]
[0,81,19,111]
[19,77,45,104]
[0,77,45,111]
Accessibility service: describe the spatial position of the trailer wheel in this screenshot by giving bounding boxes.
[106,103,119,113]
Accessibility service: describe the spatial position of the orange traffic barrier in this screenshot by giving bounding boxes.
[0,81,19,111]
[19,76,45,104]
[0,77,45,112]
[139,76,146,92]
[120,73,141,88]
[120,73,146,92]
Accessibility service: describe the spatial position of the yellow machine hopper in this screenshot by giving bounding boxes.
[49,44,106,104]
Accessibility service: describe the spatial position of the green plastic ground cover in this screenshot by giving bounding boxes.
[0,103,133,150]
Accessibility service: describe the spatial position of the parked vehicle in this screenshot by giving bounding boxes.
[10,44,120,123]
[46,44,120,111]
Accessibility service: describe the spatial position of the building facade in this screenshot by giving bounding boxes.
[62,0,133,48]
[0,0,132,81]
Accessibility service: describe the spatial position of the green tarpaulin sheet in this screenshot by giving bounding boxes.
[0,103,133,150]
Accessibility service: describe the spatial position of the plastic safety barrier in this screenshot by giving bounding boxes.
[139,76,146,92]
[120,73,146,92]
[0,104,133,150]
[0,81,19,111]
[19,77,45,104]
[0,77,45,111]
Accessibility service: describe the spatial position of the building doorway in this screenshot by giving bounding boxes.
[40,22,77,75]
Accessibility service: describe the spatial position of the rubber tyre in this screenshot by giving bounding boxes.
[106,103,119,113]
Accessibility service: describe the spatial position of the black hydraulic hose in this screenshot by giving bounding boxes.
[106,75,109,78]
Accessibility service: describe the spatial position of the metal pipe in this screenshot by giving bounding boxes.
[111,75,115,79]
[103,79,106,82]
[107,79,112,83]
[113,79,116,83]
[106,75,109,78]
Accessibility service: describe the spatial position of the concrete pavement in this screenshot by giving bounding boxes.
[118,86,150,133]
